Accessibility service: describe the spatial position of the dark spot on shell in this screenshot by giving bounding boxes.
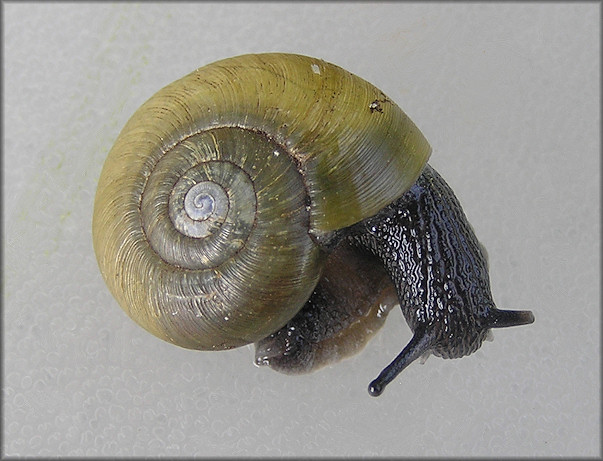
[369,100,383,113]
[370,94,391,113]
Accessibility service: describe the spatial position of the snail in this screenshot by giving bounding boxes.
[93,53,534,397]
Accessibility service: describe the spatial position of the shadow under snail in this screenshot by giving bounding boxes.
[92,53,535,397]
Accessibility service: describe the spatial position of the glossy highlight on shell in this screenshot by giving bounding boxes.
[93,52,534,397]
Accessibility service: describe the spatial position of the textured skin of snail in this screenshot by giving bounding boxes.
[255,165,535,395]
[349,165,535,395]
[93,53,534,397]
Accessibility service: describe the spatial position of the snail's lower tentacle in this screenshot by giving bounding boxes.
[368,328,435,397]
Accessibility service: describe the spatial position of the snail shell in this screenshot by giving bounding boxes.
[94,53,534,396]
[92,53,431,351]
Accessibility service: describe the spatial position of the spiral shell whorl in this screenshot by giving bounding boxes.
[141,130,260,270]
[92,53,431,350]
[94,125,323,349]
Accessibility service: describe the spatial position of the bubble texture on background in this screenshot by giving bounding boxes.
[3,3,599,457]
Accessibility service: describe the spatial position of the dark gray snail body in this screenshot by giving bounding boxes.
[255,164,534,396]
[350,165,534,395]
[93,53,534,397]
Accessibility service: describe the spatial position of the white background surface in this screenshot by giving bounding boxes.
[3,2,599,457]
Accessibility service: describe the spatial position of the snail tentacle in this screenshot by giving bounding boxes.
[368,328,435,397]
[483,309,536,329]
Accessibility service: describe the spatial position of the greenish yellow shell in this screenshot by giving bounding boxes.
[92,53,431,350]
